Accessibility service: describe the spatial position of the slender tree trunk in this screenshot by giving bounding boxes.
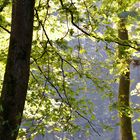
[0,0,35,139]
[118,19,133,140]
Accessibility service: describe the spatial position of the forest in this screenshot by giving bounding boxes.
[0,0,140,140]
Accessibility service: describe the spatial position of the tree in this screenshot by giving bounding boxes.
[0,0,140,139]
[117,1,140,139]
[118,18,133,140]
[0,0,35,139]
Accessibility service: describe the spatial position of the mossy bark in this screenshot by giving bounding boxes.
[0,0,35,139]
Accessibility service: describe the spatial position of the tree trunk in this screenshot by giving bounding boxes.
[118,19,133,140]
[0,0,35,139]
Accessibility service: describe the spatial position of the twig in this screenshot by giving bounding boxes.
[0,25,10,34]
[59,0,140,51]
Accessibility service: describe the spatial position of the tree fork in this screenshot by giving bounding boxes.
[0,0,35,139]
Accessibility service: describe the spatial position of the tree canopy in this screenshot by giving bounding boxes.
[0,0,140,139]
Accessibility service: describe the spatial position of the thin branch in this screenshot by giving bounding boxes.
[35,8,81,76]
[59,0,140,51]
[75,110,101,136]
[33,58,64,102]
[60,58,70,105]
[35,8,53,47]
[33,58,100,135]
[0,25,10,34]
[34,7,100,136]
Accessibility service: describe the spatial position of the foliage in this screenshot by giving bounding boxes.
[0,0,140,139]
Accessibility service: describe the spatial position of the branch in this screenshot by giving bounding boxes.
[34,7,100,136]
[33,58,64,102]
[60,58,70,105]
[0,25,10,34]
[33,57,100,136]
[59,0,140,51]
[75,110,101,136]
[34,8,82,76]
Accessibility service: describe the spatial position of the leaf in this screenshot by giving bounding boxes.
[69,28,74,36]
[79,48,86,54]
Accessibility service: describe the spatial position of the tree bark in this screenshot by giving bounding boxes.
[0,0,35,139]
[118,19,133,140]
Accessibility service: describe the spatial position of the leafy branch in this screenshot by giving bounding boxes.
[59,0,140,51]
[33,7,101,136]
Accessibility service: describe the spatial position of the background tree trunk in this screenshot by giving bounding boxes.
[118,19,133,140]
[0,0,35,139]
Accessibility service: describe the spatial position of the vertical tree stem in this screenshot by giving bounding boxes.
[0,0,35,139]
